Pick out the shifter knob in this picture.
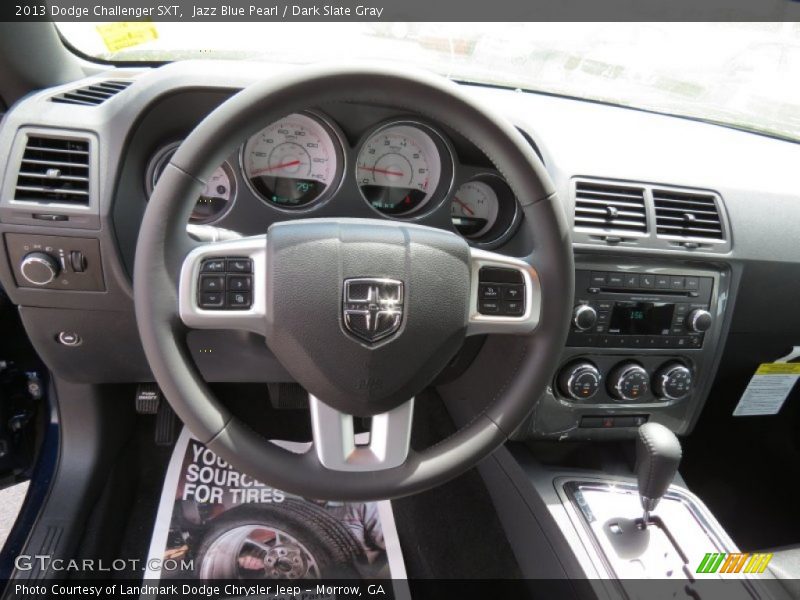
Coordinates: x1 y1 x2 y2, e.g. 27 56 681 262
635 422 682 523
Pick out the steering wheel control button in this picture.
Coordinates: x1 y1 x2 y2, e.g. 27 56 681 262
200 275 224 291
478 300 501 314
227 291 252 309
227 275 252 291
57 331 82 347
479 284 501 299
477 266 526 317
503 285 524 300
227 258 252 273
503 301 524 316
195 256 257 310
199 292 224 308
201 259 226 272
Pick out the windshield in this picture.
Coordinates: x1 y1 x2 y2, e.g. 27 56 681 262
57 22 800 143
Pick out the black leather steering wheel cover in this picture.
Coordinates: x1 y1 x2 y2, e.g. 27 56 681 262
134 64 573 500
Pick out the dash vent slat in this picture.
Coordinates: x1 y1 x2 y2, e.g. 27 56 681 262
653 189 723 240
574 181 647 234
14 136 91 205
50 80 132 106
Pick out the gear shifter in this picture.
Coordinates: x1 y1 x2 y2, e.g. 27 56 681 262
634 422 682 526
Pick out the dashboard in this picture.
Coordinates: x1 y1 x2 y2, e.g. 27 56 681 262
2 60 800 441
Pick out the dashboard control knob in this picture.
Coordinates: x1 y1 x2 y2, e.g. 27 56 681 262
653 362 693 401
608 362 650 402
573 304 598 331
686 309 712 332
557 361 602 401
20 252 60 286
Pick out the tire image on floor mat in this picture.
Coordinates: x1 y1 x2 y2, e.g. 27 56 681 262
194 501 365 580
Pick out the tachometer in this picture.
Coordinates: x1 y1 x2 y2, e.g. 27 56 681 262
356 123 444 215
242 112 341 209
146 143 236 224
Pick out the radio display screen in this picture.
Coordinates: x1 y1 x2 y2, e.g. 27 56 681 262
609 302 674 335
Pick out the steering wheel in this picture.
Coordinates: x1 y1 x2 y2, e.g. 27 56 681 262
134 64 573 501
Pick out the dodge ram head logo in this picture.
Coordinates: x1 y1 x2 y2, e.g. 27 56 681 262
342 278 404 343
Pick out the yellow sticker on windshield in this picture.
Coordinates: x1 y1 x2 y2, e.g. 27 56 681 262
96 22 158 53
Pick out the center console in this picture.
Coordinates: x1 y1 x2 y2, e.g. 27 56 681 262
518 255 731 440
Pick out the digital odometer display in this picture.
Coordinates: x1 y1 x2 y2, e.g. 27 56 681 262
356 123 442 215
242 113 340 209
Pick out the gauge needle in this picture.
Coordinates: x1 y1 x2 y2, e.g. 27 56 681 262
358 165 405 177
454 197 474 216
251 160 302 175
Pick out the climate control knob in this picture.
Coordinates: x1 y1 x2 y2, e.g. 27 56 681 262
573 304 598 331
608 362 649 402
20 252 60 286
653 362 693 401
686 309 712 333
557 361 602 401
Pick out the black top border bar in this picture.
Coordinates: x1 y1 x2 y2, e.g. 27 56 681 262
5 0 800 22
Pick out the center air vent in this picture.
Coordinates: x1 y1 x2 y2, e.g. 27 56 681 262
574 181 647 234
14 136 91 205
50 80 131 107
653 189 724 240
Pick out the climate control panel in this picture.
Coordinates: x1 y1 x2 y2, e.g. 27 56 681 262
556 357 694 405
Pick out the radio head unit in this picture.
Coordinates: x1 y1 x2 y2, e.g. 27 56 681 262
567 269 714 349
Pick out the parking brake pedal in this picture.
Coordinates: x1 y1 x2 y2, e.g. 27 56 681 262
135 383 161 415
135 384 177 445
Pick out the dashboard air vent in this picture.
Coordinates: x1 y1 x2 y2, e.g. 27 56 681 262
14 136 91 205
574 181 647 234
653 189 724 240
50 80 131 106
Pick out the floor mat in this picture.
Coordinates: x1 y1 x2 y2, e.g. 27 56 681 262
0 481 28 550
145 427 407 583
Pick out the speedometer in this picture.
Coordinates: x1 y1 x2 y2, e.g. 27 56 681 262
356 123 444 215
242 112 341 209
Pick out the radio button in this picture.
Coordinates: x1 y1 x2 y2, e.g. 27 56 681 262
655 275 670 289
597 311 610 324
597 301 613 311
685 277 699 291
640 274 655 288
670 276 685 290
608 273 624 287
590 272 607 286
573 304 598 331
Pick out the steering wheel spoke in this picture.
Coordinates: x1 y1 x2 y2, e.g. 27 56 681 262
466 248 542 336
178 234 267 335
309 395 414 471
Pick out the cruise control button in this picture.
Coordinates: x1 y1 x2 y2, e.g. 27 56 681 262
227 258 252 273
503 300 524 316
200 275 224 292
502 285 524 300
199 292 224 308
227 275 252 291
227 291 252 309
201 259 226 273
479 300 501 314
479 284 501 299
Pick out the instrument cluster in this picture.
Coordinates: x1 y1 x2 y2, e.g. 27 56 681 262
144 111 521 246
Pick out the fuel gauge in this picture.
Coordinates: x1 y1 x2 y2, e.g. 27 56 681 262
451 180 499 238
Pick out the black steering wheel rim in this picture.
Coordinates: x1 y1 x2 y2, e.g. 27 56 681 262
134 64 573 501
